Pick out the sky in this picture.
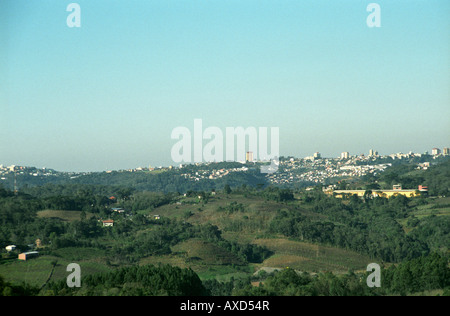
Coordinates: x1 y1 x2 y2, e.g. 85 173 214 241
1 0 449 172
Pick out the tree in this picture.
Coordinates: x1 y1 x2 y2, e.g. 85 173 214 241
224 184 232 195
117 187 133 201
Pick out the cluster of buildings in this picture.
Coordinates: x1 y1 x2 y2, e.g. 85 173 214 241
266 156 392 186
1 146 448 190
0 165 57 177
180 165 250 181
0 165 65 185
264 147 448 186
106 165 178 174
336 147 449 161
431 147 450 156
4 239 42 261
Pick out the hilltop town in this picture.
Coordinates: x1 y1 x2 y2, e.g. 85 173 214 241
1 147 449 191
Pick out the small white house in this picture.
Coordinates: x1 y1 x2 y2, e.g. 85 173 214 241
5 245 16 252
102 219 114 227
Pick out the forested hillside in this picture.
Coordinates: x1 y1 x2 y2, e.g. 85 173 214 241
0 159 449 296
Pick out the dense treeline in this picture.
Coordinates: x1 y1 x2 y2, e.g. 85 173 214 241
0 275 38 296
0 186 109 247
106 217 271 265
269 192 435 262
3 252 448 296
409 215 450 251
39 252 449 296
382 253 450 295
374 158 450 196
260 187 295 202
421 159 450 196
21 183 130 199
206 252 450 296
68 167 268 193
44 264 207 296
0 192 46 247
1 162 270 194
0 184 178 248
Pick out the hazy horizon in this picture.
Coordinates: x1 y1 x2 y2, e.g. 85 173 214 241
1 1 449 173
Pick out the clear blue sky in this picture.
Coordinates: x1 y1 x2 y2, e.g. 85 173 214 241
1 0 449 172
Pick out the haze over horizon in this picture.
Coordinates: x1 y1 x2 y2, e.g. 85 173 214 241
1 1 449 172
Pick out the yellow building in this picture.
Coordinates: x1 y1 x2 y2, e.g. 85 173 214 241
327 189 420 199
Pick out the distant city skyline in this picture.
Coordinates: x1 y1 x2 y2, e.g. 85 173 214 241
1 145 448 173
1 1 449 172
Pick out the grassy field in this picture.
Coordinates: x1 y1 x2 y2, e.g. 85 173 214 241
0 249 111 287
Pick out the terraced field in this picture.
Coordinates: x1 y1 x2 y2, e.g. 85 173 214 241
252 238 372 273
